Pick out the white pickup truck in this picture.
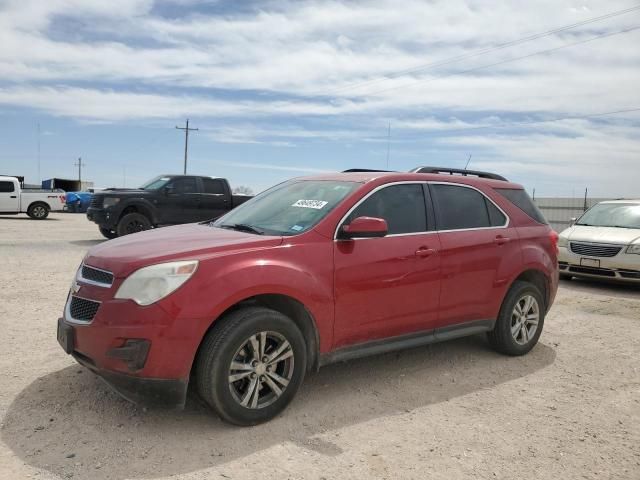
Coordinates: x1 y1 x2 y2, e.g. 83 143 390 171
0 176 66 219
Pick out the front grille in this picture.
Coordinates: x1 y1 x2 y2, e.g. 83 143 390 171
81 265 113 286
570 242 622 257
89 196 104 208
69 296 100 322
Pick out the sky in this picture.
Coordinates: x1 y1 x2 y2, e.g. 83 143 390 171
0 0 638 196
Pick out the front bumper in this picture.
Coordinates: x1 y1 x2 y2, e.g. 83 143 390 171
58 317 189 408
558 246 640 283
86 207 118 229
56 275 209 408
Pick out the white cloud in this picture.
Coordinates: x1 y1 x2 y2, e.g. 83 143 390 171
0 0 638 194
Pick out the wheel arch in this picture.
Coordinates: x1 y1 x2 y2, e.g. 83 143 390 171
192 293 321 377
27 200 49 211
118 200 157 225
509 268 550 312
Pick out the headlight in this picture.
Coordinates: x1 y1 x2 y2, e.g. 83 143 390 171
558 236 568 248
626 244 640 255
103 197 120 208
115 260 198 306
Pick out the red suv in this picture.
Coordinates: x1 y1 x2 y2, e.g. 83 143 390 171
57 168 558 425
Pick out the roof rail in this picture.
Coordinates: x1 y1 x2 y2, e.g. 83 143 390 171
342 168 396 173
410 166 508 181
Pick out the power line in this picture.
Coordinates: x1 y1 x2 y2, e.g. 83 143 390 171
392 107 640 138
314 4 640 97
175 118 199 175
358 25 639 98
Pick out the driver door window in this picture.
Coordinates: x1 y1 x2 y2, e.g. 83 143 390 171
345 184 427 234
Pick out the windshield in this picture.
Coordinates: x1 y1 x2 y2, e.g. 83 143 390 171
140 176 172 190
212 180 359 236
576 203 640 229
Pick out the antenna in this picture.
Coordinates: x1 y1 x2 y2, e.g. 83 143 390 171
385 122 391 169
464 154 472 170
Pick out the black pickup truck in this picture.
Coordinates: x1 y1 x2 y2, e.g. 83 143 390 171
87 175 253 238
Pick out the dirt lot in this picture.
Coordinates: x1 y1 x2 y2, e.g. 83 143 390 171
0 213 638 480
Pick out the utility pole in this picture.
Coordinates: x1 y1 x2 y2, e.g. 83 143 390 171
74 157 86 183
175 119 199 174
37 123 41 183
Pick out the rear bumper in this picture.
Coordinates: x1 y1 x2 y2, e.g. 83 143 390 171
558 246 640 283
72 350 188 408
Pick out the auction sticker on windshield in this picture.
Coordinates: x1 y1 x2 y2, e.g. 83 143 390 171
292 200 328 209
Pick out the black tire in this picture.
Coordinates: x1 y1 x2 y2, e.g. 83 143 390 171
487 280 545 356
116 212 151 236
27 202 49 219
196 306 307 426
99 227 118 239
559 273 572 281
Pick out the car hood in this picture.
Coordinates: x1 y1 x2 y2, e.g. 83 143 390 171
560 225 640 245
84 223 284 277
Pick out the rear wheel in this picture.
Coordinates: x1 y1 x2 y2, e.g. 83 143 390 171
196 307 307 426
27 203 49 219
99 227 118 239
116 212 151 236
487 280 545 356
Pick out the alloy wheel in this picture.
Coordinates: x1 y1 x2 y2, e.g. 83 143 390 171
511 294 540 345
228 331 294 409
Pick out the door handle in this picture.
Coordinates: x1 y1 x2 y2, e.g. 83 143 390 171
10 195 17 198
493 235 511 246
415 247 436 258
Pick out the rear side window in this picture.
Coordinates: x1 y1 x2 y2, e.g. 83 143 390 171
203 178 226 194
0 181 15 193
431 184 505 230
495 188 547 224
347 184 427 234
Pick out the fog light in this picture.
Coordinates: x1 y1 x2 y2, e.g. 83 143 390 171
107 339 150 371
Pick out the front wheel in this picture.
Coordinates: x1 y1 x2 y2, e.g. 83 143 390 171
196 307 307 426
487 281 545 356
99 227 118 239
116 212 151 236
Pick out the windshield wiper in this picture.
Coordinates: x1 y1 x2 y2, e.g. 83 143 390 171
218 223 264 235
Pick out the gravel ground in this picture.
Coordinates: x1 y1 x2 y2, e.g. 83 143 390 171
1 213 639 480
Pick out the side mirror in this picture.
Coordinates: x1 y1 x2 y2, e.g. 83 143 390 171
570 217 577 225
340 216 388 239
164 185 174 195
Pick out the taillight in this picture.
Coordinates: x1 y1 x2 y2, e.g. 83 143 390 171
60 195 66 203
550 230 559 255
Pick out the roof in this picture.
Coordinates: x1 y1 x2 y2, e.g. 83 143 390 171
297 171 524 189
